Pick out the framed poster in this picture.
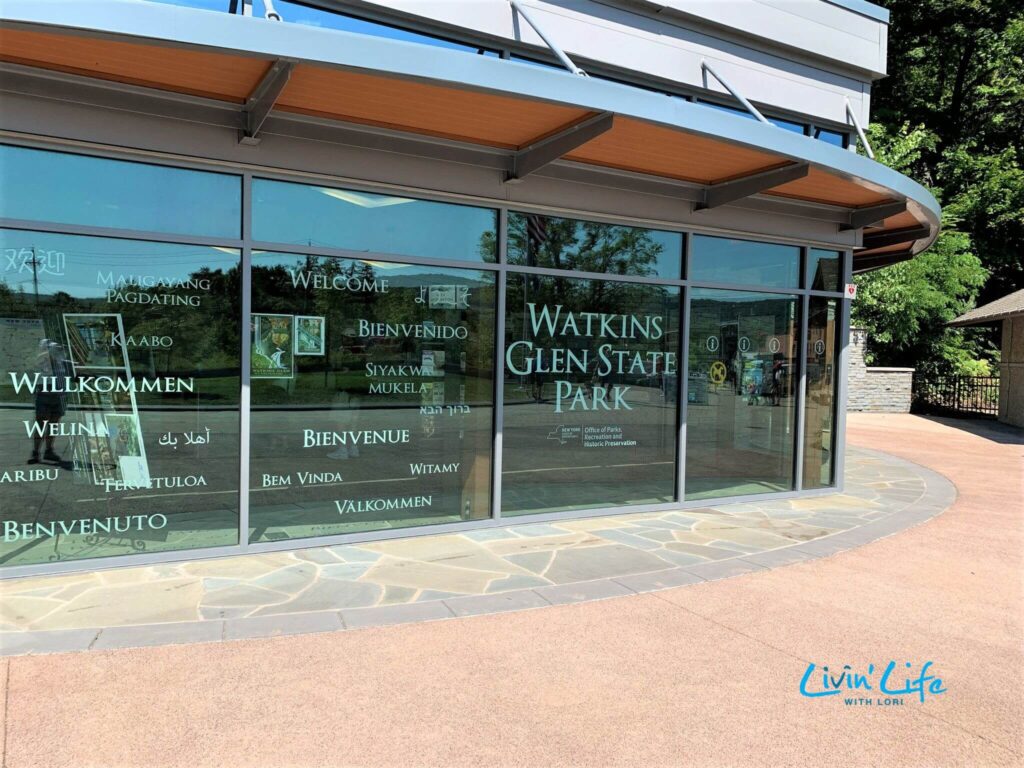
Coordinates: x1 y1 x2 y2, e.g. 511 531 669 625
62 313 127 371
251 313 294 378
294 315 326 356
103 412 151 489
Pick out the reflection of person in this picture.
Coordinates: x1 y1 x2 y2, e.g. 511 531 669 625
770 355 785 406
29 339 68 465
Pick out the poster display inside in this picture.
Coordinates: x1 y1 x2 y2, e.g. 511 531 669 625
251 313 294 378
294 315 326 356
0 229 241 567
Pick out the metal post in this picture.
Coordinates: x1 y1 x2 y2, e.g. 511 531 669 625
701 60 769 124
833 251 852 493
794 288 809 491
676 281 690 501
509 0 588 77
491 208 508 520
238 173 253 550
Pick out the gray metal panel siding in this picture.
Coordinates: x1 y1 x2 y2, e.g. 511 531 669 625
342 0 884 123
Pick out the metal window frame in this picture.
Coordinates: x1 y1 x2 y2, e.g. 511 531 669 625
0 135 852 579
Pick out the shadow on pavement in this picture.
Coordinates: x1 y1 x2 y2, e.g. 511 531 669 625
916 414 1024 444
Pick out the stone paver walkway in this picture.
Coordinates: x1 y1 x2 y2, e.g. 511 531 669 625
0 445 954 654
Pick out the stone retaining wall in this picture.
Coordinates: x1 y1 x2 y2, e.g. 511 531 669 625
847 328 914 412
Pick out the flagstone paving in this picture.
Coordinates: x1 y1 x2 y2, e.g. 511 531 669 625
0 446 955 653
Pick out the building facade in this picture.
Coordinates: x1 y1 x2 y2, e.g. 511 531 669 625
0 0 940 577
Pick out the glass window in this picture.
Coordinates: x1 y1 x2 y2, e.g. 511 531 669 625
685 288 798 500
0 145 241 239
502 273 680 515
814 127 848 148
696 99 756 119
274 1 499 55
807 249 843 292
770 117 807 134
0 229 240 567
689 235 800 288
252 179 498 263
510 55 567 71
507 212 682 279
248 252 495 540
803 297 839 489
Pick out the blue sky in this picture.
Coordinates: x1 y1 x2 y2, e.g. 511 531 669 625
145 0 486 52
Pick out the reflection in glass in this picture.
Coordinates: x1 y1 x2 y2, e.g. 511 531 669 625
803 298 839 489
248 252 495 540
507 212 682 278
807 249 843 292
273 0 499 54
770 117 808 134
0 229 240 567
252 179 498 263
0 145 241 239
502 274 680 515
685 289 798 499
690 236 800 288
814 128 848 147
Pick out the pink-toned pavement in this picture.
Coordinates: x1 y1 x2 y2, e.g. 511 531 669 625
1 414 1021 768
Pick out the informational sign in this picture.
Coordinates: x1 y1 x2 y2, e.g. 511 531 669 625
845 283 858 299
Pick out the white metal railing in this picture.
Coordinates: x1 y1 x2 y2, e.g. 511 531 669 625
700 60 769 124
844 98 875 159
509 0 587 77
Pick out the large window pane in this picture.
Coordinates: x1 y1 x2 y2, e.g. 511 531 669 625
0 145 241 239
502 274 680 515
803 297 839 489
0 229 240 567
507 212 682 278
252 179 497 263
807 248 843 292
249 252 494 540
685 288 798 499
690 235 800 288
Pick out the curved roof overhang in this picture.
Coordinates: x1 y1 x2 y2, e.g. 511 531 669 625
0 0 940 271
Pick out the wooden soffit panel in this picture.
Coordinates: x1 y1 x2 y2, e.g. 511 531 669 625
276 64 592 149
868 210 919 231
563 117 783 185
0 27 266 102
767 167 893 207
0 25 918 225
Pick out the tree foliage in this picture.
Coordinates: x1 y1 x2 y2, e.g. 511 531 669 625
853 0 1023 373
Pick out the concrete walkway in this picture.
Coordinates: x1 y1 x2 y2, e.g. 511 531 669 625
0 414 1021 767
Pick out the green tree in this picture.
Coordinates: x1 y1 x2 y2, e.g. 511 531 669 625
853 0 1022 372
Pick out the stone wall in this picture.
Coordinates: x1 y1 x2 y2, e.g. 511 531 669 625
847 328 915 413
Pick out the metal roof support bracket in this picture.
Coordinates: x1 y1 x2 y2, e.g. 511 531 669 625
509 0 587 77
239 58 293 145
700 60 769 124
840 200 907 230
862 225 931 250
506 111 614 183
695 162 809 211
845 97 875 160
